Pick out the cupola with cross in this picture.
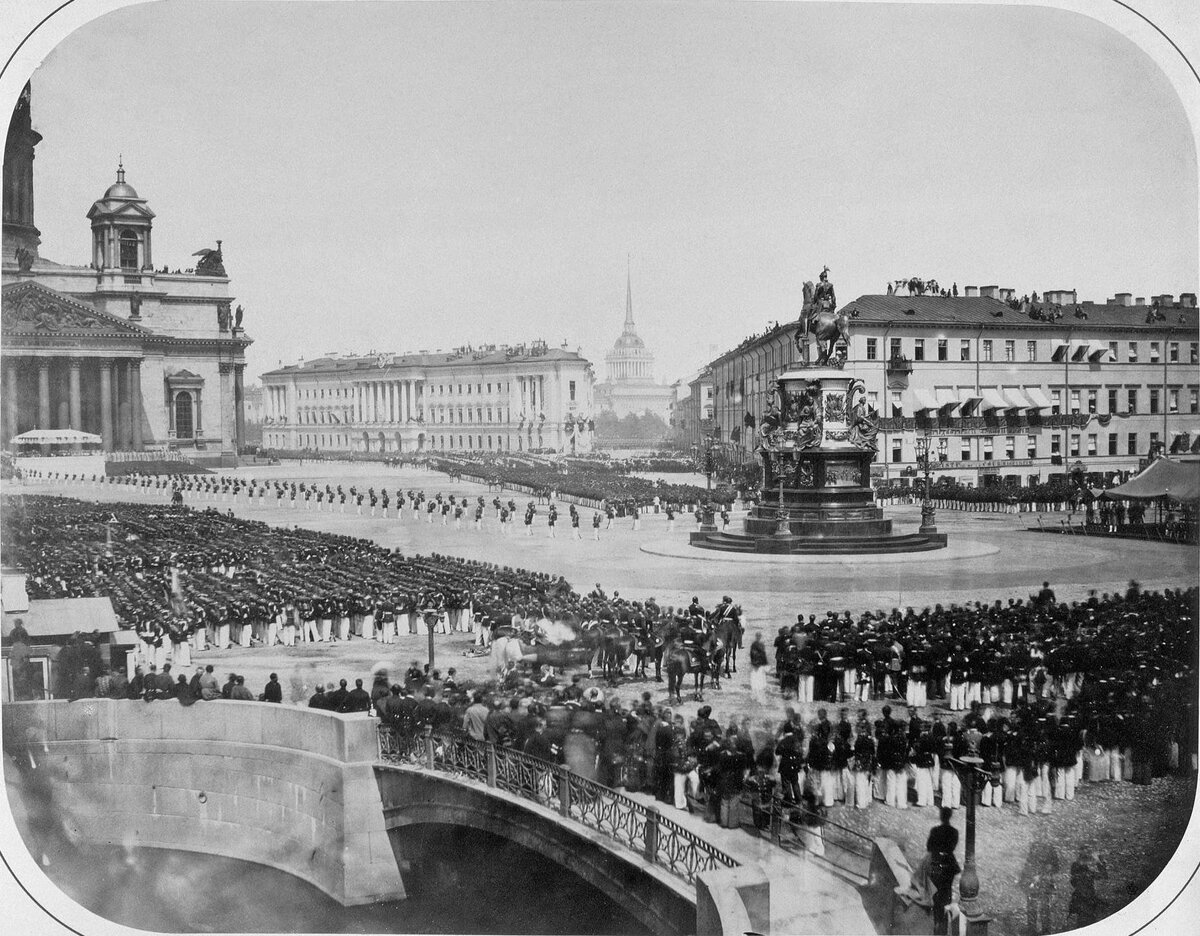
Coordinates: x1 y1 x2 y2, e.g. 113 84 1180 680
86 159 156 275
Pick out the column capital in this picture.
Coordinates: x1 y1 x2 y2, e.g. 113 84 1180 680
219 362 234 375
36 358 51 370
67 358 83 371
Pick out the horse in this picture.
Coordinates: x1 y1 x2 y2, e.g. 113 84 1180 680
632 630 666 682
795 280 850 366
601 628 637 686
712 612 743 679
665 635 724 703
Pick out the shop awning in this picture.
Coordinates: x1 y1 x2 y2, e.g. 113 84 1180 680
978 388 1010 411
1071 341 1094 362
1087 342 1113 362
957 390 983 416
1051 340 1069 362
1003 388 1033 410
1 597 119 639
910 388 938 413
1024 387 1053 410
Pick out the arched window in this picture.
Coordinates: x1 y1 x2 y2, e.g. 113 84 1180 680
174 392 194 439
119 229 139 270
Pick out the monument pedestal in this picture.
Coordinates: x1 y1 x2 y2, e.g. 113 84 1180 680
691 366 947 555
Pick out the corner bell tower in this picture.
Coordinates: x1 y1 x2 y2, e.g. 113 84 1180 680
87 159 156 283
3 81 42 265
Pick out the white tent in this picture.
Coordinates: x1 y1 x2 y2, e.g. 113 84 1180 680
10 428 103 446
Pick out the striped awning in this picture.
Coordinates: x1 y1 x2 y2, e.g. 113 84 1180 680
1024 387 1053 410
934 388 960 411
910 388 938 412
978 388 1010 411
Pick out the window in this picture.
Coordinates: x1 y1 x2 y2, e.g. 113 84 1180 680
1087 434 1097 456
868 391 879 410
1127 433 1138 455
913 339 925 361
1127 388 1137 413
1050 434 1061 455
938 339 948 361
890 391 903 418
119 229 139 269
983 438 994 460
982 340 993 362
1149 342 1160 363
569 380 576 402
1108 341 1119 361
1192 343 1199 365
1027 435 1038 458
891 440 902 463
1070 435 1081 458
1051 390 1061 415
960 340 971 361
960 438 972 461
1150 431 1160 453
1027 340 1037 362
1004 340 1015 362
937 438 948 462
487 383 492 393
1068 390 1080 414
1128 342 1138 363
1087 389 1097 414
1149 388 1160 414
866 338 877 361
890 337 902 359
1168 388 1179 413
1170 342 1179 363
1192 388 1199 414
1108 433 1118 456
1004 436 1015 459
1108 388 1118 413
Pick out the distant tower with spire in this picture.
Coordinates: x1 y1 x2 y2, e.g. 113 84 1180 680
597 258 674 420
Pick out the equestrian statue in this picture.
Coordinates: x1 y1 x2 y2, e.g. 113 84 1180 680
795 266 850 366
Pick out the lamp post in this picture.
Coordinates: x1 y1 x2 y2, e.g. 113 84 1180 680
915 427 937 533
955 752 991 935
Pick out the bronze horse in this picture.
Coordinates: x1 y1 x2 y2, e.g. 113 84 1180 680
795 280 850 366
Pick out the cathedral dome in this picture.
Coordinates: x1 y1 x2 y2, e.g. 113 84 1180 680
612 331 646 351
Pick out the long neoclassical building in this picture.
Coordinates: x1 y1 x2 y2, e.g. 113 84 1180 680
261 341 596 455
1 83 250 464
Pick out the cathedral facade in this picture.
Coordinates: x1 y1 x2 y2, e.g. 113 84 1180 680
1 84 250 465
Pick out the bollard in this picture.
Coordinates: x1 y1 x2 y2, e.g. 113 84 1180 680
556 764 572 817
486 741 497 788
644 805 660 864
424 725 435 770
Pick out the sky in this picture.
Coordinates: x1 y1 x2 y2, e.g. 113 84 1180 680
14 0 1198 387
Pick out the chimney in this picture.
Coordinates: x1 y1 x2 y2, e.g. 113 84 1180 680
1158 294 1175 306
964 286 979 298
1180 293 1197 308
980 285 1000 300
1114 293 1132 307
1000 288 1015 302
1135 297 1146 306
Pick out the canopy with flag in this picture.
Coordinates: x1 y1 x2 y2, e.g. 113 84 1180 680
1105 457 1200 502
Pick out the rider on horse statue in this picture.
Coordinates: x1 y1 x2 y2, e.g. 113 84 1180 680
796 266 849 366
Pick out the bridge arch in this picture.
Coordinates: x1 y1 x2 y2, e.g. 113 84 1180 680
377 766 694 936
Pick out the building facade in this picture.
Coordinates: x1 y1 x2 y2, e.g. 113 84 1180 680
593 270 674 422
707 287 1199 487
261 341 595 455
1 84 250 464
671 368 713 447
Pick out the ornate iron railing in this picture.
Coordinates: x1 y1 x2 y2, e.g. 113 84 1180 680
738 791 875 882
377 725 739 885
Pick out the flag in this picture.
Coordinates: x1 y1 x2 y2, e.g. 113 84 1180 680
743 411 756 429
731 426 742 443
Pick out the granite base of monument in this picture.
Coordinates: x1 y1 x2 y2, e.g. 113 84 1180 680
690 365 948 556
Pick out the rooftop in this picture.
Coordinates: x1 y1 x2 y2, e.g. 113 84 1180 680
261 342 590 379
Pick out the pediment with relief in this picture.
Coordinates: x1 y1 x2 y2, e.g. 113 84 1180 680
1 281 147 337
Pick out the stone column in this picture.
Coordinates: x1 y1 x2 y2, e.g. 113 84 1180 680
116 362 130 448
68 359 83 449
218 362 234 455
97 362 114 450
4 361 18 443
234 364 246 453
130 360 143 450
37 359 50 429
